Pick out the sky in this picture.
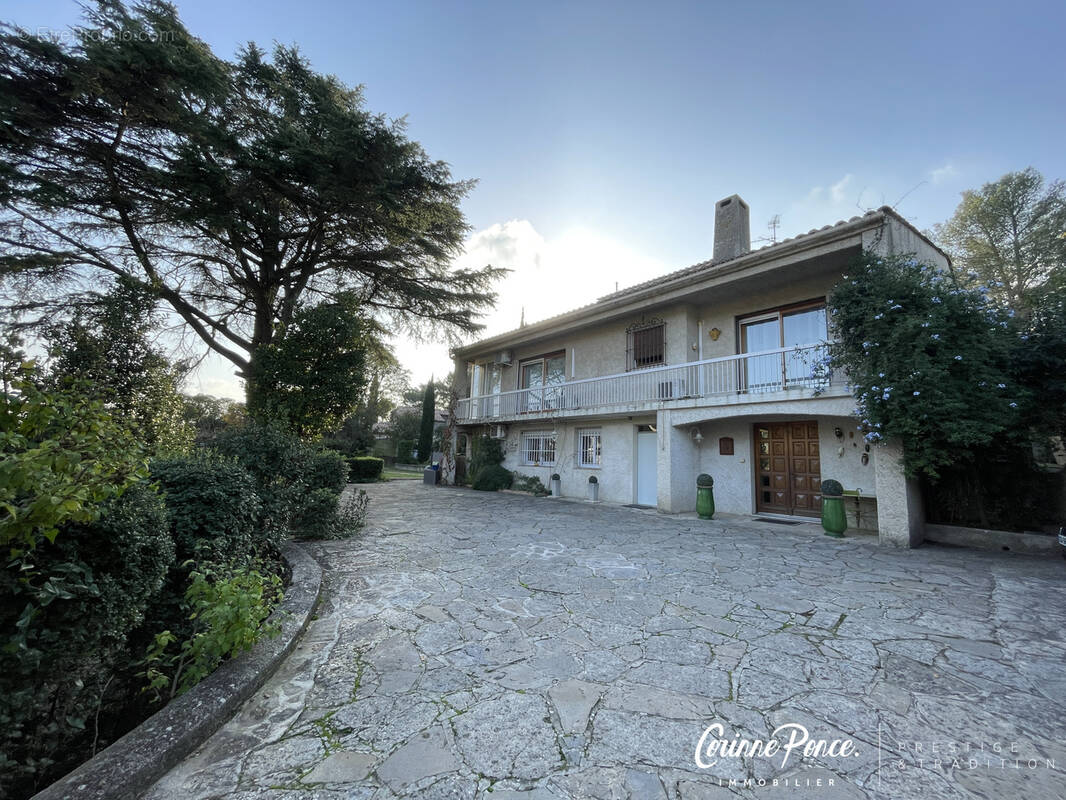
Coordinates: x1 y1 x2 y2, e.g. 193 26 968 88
7 0 1065 400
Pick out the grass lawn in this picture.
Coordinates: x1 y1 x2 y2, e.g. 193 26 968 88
381 470 423 480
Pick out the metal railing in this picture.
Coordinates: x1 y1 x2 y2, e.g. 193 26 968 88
456 343 839 423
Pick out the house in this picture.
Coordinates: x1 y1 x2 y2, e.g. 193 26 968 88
446 196 948 547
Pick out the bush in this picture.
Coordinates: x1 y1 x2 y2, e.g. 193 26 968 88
469 435 505 485
347 456 384 482
512 473 548 496
142 563 282 702
308 450 349 494
210 422 371 542
291 487 343 540
828 252 1016 479
473 464 513 492
150 455 264 565
211 423 315 540
0 484 172 798
396 438 415 463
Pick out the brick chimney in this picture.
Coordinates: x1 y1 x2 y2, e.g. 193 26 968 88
713 195 751 262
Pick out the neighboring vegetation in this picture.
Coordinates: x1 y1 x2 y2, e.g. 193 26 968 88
348 456 386 483
417 380 437 463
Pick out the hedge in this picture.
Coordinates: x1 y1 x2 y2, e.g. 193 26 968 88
347 456 384 482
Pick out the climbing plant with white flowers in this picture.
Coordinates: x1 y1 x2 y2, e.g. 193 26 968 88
826 253 1021 480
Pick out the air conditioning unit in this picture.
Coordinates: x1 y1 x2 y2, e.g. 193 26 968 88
657 380 688 400
491 424 507 439
496 350 513 366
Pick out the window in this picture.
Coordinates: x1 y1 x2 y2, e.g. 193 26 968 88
577 428 602 467
738 301 827 391
519 352 565 412
626 321 665 370
522 431 556 465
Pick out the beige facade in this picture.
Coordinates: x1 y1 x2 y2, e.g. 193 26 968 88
449 201 949 547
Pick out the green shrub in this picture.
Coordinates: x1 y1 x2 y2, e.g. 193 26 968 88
1 375 147 554
512 473 548 496
150 455 263 564
396 438 415 463
347 456 384 482
308 450 349 494
0 483 171 798
291 487 343 540
472 464 513 492
820 479 843 497
142 563 282 702
211 423 315 540
469 435 505 485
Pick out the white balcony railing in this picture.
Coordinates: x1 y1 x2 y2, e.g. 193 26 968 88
456 343 841 423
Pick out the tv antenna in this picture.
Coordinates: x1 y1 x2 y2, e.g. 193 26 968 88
767 214 781 243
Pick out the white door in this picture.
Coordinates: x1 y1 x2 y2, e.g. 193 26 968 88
636 430 657 507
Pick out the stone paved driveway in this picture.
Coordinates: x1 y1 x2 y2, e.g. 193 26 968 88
145 483 1066 800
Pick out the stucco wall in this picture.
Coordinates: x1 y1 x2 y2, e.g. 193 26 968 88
498 417 653 505
863 219 950 270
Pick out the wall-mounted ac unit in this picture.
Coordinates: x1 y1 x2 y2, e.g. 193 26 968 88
496 350 513 366
657 380 688 400
491 424 507 439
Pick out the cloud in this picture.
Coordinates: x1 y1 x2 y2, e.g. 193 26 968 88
929 162 957 185
830 174 854 203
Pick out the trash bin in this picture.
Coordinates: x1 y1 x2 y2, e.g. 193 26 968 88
423 464 440 485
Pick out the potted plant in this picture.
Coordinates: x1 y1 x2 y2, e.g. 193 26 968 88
696 474 714 520
821 479 847 537
588 474 599 502
550 472 561 497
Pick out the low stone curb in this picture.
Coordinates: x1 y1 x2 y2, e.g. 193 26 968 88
32 541 323 800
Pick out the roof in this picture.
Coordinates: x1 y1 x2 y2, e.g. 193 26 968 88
453 206 947 358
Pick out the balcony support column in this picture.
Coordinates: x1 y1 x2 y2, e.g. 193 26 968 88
657 409 698 513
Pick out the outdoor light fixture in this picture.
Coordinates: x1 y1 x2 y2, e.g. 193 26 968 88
691 427 704 443
834 427 844 439
709 327 722 341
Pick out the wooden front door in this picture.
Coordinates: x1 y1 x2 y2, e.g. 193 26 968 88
754 421 822 517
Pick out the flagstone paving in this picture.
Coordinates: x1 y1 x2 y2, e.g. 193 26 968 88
144 483 1066 799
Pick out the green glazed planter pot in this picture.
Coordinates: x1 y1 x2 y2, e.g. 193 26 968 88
697 486 715 520
821 496 847 537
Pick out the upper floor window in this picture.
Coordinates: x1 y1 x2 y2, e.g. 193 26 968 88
738 301 826 353
739 300 828 390
519 352 565 389
626 319 666 371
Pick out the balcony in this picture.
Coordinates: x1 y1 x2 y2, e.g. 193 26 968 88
456 343 847 423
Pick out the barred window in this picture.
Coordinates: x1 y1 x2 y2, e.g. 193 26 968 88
627 322 665 370
521 431 556 465
578 428 602 467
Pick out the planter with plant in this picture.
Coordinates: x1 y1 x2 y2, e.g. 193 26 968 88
550 473 561 497
588 474 599 502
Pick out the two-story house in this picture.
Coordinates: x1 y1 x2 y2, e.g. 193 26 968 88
447 196 948 547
